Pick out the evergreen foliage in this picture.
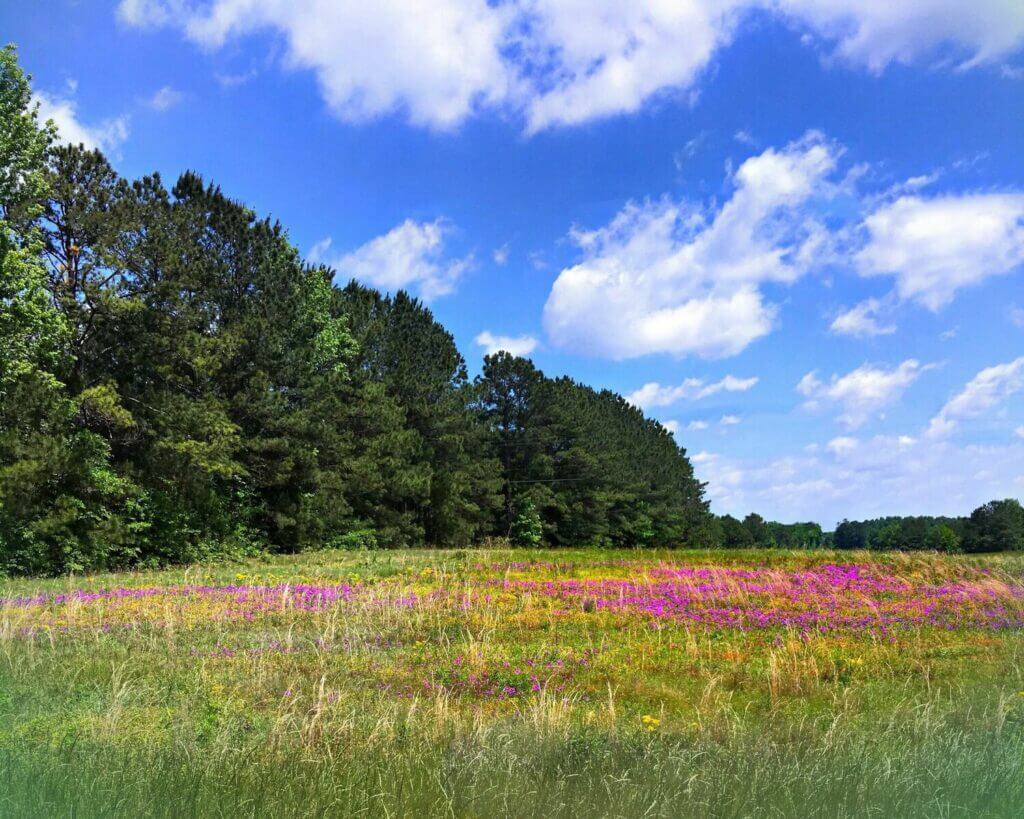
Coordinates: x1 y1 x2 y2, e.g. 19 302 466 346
832 516 966 553
0 48 713 573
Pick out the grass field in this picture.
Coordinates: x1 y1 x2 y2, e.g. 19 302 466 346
2 547 1024 817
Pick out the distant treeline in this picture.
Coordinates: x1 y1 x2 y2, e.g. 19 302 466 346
830 500 1024 553
713 515 825 550
0 48 711 575
709 499 1024 554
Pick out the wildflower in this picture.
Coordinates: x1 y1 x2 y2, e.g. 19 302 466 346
641 714 660 731
847 657 864 667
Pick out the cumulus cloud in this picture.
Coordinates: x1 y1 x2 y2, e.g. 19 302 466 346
720 414 742 426
830 297 896 337
518 1 740 133
856 194 1024 310
474 331 539 358
688 420 711 431
926 357 1024 438
323 219 472 300
116 0 1024 131
544 133 838 359
662 420 681 436
34 91 130 153
122 0 510 130
798 360 934 428
626 375 758 409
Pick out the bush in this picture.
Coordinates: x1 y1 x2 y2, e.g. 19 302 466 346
510 502 543 547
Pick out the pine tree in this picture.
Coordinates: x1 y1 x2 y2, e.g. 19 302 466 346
1 46 139 574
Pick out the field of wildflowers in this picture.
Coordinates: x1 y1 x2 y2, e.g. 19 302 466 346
2 548 1024 816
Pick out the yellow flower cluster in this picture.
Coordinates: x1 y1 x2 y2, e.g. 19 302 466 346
641 714 660 731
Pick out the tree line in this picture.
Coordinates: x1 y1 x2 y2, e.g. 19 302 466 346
1 48 1021 575
830 500 1024 554
713 502 1024 554
1 48 716 574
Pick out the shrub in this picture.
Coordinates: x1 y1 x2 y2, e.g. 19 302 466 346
510 502 543 547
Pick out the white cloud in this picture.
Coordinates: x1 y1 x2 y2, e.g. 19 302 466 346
830 297 896 337
674 132 710 169
796 370 822 398
124 0 511 130
886 173 940 196
306 237 333 264
720 414 742 426
695 433 1024 527
492 244 510 266
856 194 1024 310
799 359 934 428
544 133 838 359
474 331 539 358
34 91 130 153
214 68 259 88
927 357 1024 438
662 420 681 436
626 374 758 409
1011 306 1024 328
327 219 472 300
117 1 1024 132
773 0 1024 72
1016 426 1024 439
518 1 740 133
734 129 758 146
687 420 711 431
116 0 175 27
826 435 858 456
148 85 184 111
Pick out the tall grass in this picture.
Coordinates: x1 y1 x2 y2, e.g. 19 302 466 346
4 704 1022 817
2 548 1023 817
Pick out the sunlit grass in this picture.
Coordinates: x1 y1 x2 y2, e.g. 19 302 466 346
2 548 1023 816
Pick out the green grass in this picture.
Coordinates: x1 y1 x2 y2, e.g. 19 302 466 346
2 548 1024 817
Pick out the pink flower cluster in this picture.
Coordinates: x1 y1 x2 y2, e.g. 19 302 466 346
492 563 1024 633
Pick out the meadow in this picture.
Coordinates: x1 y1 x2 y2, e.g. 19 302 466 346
2 547 1024 817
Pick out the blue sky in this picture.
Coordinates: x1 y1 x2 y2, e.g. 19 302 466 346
6 0 1024 526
